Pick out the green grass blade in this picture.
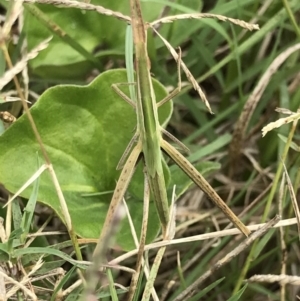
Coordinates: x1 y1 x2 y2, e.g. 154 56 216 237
24 4 102 69
20 153 40 243
126 24 136 101
107 268 119 301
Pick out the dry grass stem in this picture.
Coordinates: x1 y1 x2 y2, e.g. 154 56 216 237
47 163 73 232
230 42 300 161
20 0 131 22
141 189 177 301
262 111 300 137
247 274 300 285
0 95 26 103
275 107 296 115
0 268 38 300
0 268 6 301
1 0 23 40
25 215 54 248
278 174 287 301
0 1 297 299
27 231 66 238
62 279 82 298
125 175 157 301
0 37 52 90
243 149 269 176
282 161 300 238
215 0 272 55
4 164 48 207
110 216 298 265
83 201 127 299
151 13 259 31
172 215 280 301
288 72 300 93
151 26 212 113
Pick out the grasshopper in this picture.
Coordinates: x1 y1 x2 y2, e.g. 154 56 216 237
94 0 250 255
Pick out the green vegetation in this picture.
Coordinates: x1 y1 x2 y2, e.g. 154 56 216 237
0 0 299 300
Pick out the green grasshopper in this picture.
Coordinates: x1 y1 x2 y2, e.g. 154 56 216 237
94 0 250 253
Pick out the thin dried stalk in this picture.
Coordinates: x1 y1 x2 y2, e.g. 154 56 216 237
1 0 23 40
20 0 131 22
0 37 52 90
0 268 6 301
262 111 300 137
110 216 300 265
278 174 287 301
230 43 300 165
0 269 37 300
123 180 165 301
4 164 48 207
215 0 272 55
151 13 259 31
141 188 177 301
126 174 156 301
151 26 212 113
0 38 82 260
247 274 300 286
282 161 300 239
172 215 280 301
7 258 44 298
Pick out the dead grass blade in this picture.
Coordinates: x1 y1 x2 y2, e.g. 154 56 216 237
0 37 52 90
262 110 300 137
278 173 287 301
151 13 259 31
110 216 296 266
126 174 153 301
150 14 258 114
0 268 6 301
282 161 300 239
0 95 26 103
0 268 38 300
123 197 160 301
20 0 131 22
275 107 296 115
247 274 300 286
172 215 280 301
1 0 23 40
141 188 177 301
215 0 272 55
230 43 300 165
151 26 212 113
4 164 48 207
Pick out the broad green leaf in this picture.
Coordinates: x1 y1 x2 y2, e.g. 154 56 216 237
0 69 172 250
24 1 167 79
